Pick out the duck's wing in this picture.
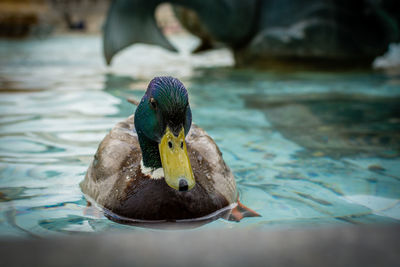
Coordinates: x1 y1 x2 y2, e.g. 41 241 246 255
80 115 141 208
186 125 237 204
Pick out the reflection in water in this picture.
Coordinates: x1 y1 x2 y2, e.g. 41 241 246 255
101 203 238 230
243 94 400 158
0 35 399 237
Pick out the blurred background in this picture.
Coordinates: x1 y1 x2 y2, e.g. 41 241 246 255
0 1 399 262
0 0 183 37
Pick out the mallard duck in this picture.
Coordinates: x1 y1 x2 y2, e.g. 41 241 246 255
80 76 259 222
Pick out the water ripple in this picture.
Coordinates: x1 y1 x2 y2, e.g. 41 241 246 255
0 35 399 236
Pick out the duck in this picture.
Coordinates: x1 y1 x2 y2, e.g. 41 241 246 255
80 76 259 223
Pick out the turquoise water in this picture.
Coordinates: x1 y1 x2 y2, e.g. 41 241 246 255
0 35 399 237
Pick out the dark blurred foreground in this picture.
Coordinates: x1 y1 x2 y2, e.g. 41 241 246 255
0 0 110 36
1 225 399 267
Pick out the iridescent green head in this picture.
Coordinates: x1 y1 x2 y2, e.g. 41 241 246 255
134 77 194 191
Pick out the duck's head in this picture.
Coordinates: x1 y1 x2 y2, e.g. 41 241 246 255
134 77 194 192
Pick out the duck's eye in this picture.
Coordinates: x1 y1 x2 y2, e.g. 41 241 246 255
150 98 157 109
168 141 173 149
180 141 183 149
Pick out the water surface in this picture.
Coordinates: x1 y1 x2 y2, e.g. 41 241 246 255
0 35 399 237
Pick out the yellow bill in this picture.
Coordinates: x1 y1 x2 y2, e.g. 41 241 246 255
159 127 195 191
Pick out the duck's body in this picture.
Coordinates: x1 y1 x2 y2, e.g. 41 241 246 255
81 115 236 221
81 77 258 222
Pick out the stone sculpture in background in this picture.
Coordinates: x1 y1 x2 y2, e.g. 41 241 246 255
103 0 400 67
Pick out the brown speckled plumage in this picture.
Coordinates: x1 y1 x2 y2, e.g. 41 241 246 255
80 115 237 221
